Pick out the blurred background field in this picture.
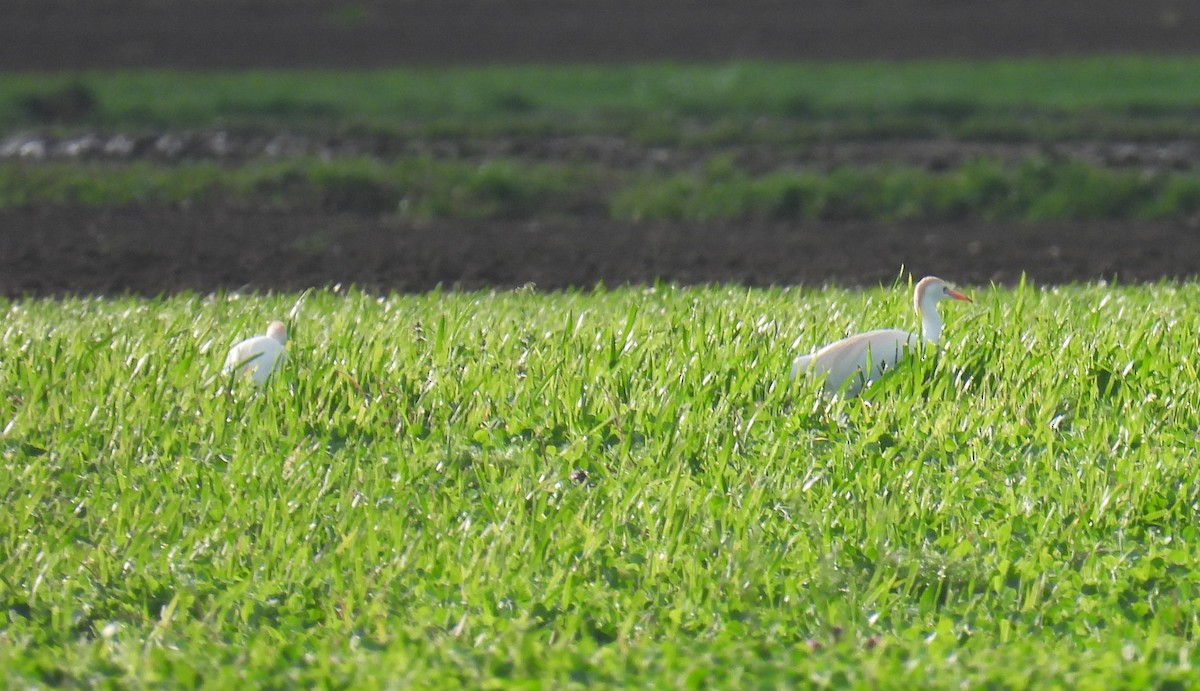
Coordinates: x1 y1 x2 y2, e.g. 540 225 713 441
5 61 1200 222
1 3 1199 294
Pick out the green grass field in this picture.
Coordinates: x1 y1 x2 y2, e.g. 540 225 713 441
5 58 1200 137
3 282 1200 686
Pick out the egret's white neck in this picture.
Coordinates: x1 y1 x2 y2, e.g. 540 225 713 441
918 298 943 344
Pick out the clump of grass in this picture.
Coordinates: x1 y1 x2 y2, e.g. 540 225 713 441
0 161 222 207
1 283 1200 685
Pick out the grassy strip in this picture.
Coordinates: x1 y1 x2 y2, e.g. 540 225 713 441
4 58 1200 141
614 157 1200 222
1 283 1199 685
4 156 1200 221
0 158 600 218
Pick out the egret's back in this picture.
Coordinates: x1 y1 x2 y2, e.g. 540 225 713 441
225 335 285 385
797 328 917 396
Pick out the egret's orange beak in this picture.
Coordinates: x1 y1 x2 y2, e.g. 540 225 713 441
948 289 972 302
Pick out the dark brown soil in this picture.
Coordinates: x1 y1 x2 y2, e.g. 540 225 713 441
3 0 1198 70
4 1 1200 296
2 206 1197 297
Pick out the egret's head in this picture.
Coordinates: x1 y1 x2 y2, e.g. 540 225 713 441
266 320 288 345
914 276 971 312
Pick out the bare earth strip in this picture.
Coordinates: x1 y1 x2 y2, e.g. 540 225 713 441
1 207 1195 297
2 0 1197 70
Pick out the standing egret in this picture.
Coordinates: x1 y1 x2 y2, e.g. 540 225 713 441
224 320 287 385
791 276 971 397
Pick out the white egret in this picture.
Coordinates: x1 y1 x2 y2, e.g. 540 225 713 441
224 320 287 385
791 276 971 397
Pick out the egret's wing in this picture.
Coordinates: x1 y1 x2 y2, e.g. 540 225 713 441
808 329 915 396
790 353 815 379
226 346 266 370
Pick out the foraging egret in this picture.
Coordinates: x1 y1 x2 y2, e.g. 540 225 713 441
791 276 971 397
224 320 287 385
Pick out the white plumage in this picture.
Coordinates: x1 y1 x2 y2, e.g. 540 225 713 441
791 276 971 397
224 320 287 385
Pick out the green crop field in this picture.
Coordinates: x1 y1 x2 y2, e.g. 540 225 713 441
3 281 1200 686
4 58 1200 136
